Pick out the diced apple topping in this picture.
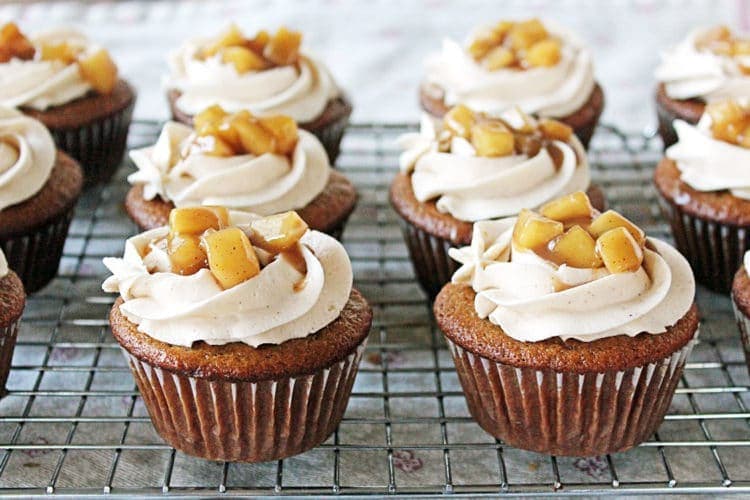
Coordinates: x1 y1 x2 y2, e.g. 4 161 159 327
249 211 309 254
77 48 118 94
511 191 647 273
595 227 643 274
695 25 750 59
438 104 573 164
161 207 310 289
201 227 261 289
706 100 750 147
549 225 602 268
199 24 301 71
466 18 562 71
40 42 81 65
0 22 35 63
191 105 299 157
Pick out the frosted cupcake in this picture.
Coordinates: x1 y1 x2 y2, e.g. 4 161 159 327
125 105 356 238
435 192 698 456
390 105 604 297
732 251 750 376
103 207 372 462
420 18 604 147
165 25 351 163
0 23 135 184
656 25 750 148
654 99 750 292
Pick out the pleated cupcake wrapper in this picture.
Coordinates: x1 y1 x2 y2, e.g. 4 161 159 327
446 335 698 457
400 221 460 300
0 319 21 397
732 300 750 376
122 341 366 463
657 194 750 294
656 101 679 150
306 109 351 166
0 206 76 293
48 99 135 186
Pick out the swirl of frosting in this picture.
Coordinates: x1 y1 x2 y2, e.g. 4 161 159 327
745 250 750 277
398 110 590 221
424 22 595 117
128 123 330 214
165 36 340 122
655 27 750 101
0 29 96 111
101 211 353 347
449 219 695 342
666 115 750 199
0 107 55 211
0 248 7 278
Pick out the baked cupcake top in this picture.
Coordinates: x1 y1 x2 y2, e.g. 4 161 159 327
656 25 750 101
666 99 750 198
0 107 55 211
449 191 694 342
424 18 595 117
0 23 119 111
128 105 331 214
165 24 340 122
398 105 589 221
102 207 352 347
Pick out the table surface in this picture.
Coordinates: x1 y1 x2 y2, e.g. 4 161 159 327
0 0 746 129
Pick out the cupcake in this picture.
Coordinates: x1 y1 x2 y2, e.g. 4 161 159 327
390 105 605 298
0 249 25 396
435 191 699 456
732 253 750 375
102 206 372 462
0 23 136 184
0 107 83 292
125 105 357 239
164 25 351 163
654 99 750 293
655 25 750 149
420 18 604 148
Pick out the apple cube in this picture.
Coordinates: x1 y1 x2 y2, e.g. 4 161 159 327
513 209 564 250
220 46 267 73
443 104 476 139
169 206 229 235
203 24 245 58
232 116 277 156
470 121 515 157
263 27 301 66
40 42 80 64
483 46 515 70
588 210 645 245
168 233 207 275
549 225 602 268
539 118 573 141
0 23 34 62
202 227 260 289
539 191 594 222
78 49 118 94
596 227 644 274
259 115 299 155
508 18 548 51
249 211 309 254
525 38 561 67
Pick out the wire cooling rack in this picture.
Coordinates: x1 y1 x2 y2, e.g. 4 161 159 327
0 121 749 497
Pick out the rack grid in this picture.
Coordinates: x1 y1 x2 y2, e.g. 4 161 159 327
0 121 749 497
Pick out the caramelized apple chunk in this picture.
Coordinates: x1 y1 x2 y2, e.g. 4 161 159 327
40 42 81 64
483 46 515 70
588 210 645 244
513 209 564 250
259 115 299 155
707 100 750 146
201 227 260 289
470 121 515 157
443 104 476 139
249 211 309 254
0 22 35 62
78 49 118 94
595 227 643 274
508 18 548 51
202 24 245 58
538 118 573 142
539 191 594 222
169 206 229 235
168 233 207 275
524 38 561 68
232 117 278 156
220 46 267 73
263 27 302 66
549 225 602 268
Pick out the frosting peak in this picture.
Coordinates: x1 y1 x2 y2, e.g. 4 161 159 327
102 210 352 347
0 107 55 211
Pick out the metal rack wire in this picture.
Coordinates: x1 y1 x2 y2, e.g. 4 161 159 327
0 121 749 497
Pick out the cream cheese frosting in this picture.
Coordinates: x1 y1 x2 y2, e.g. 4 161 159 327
424 22 595 118
101 211 353 347
398 110 589 221
449 219 695 342
128 122 330 214
0 107 55 211
0 28 96 111
655 27 750 101
165 34 340 122
666 114 750 199
0 248 7 278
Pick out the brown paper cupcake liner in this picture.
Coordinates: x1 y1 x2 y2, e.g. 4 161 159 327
732 300 750 376
0 319 21 397
48 99 135 186
306 109 351 166
0 206 76 293
122 342 366 462
446 335 698 457
657 194 750 293
656 99 680 150
400 221 459 300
